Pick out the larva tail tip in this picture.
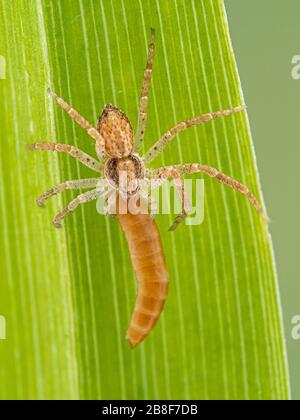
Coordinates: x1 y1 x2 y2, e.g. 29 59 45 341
126 335 139 349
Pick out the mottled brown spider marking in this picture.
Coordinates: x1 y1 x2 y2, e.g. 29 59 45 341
97 104 134 158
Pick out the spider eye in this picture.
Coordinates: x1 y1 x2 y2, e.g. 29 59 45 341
97 104 134 158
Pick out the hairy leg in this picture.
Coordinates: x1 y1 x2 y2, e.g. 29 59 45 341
53 189 99 228
27 142 103 173
48 89 106 160
149 167 191 230
134 29 155 152
138 188 159 219
152 164 269 223
143 106 245 164
36 178 100 207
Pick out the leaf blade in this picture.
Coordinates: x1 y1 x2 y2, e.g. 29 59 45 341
0 0 289 400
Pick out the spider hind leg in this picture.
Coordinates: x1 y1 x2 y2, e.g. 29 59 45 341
53 189 99 228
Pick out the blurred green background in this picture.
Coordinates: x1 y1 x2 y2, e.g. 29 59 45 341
226 0 300 399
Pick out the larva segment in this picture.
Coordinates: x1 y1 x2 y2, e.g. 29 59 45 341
117 207 169 348
97 104 134 158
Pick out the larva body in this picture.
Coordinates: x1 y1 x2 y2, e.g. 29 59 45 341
117 210 169 348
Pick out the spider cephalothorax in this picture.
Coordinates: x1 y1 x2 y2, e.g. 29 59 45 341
28 28 268 347
104 153 145 195
98 104 146 195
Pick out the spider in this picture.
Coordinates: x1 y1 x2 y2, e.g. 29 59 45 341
27 28 267 228
27 29 267 347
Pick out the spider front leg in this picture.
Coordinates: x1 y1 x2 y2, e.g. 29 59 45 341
134 28 156 152
48 89 106 160
148 167 191 231
53 189 99 228
36 178 100 207
151 164 269 223
27 142 103 173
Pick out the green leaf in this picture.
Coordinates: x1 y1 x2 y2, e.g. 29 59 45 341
0 0 290 400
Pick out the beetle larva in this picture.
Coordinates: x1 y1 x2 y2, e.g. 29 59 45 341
117 210 169 348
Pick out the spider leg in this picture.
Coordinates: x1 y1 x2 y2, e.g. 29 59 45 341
149 167 191 231
143 105 245 164
36 178 101 207
48 89 106 160
53 189 99 228
26 142 103 173
138 188 159 219
152 164 269 223
103 188 117 218
134 28 155 152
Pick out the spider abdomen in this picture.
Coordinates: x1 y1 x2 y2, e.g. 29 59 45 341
117 211 169 348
